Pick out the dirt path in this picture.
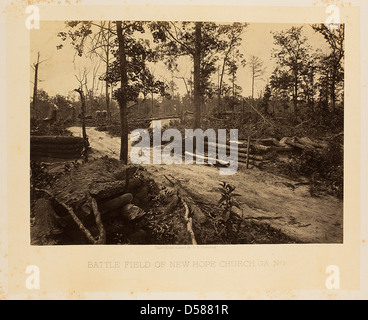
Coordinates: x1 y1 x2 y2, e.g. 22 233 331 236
69 126 343 243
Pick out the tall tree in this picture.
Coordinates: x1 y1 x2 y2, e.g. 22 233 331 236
216 23 247 112
150 22 246 126
31 52 46 119
312 24 344 111
138 67 167 116
86 21 114 122
272 26 312 116
260 84 272 115
248 55 265 100
299 54 318 110
193 22 202 128
226 53 244 111
58 21 164 163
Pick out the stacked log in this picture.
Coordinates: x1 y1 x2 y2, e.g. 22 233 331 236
190 140 267 168
31 159 147 245
195 135 329 169
31 136 86 160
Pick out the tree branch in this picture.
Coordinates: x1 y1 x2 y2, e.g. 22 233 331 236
34 188 102 244
91 197 106 244
164 22 194 55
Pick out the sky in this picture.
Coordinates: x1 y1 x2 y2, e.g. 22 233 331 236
30 21 331 101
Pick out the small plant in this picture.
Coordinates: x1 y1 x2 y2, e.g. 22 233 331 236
218 182 241 221
214 182 242 243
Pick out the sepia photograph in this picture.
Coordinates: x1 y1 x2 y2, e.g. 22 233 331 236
29 20 345 246
1 0 367 300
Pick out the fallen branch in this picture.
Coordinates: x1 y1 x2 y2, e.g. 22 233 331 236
243 99 275 127
91 197 106 244
35 188 106 245
297 223 311 228
242 216 283 221
182 199 197 245
164 175 207 224
294 119 311 128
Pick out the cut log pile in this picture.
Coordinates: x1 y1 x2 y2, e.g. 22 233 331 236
196 135 328 169
31 158 146 245
31 136 87 160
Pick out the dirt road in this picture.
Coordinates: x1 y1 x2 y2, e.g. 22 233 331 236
69 126 343 243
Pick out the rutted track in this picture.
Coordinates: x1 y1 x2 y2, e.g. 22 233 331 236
68 126 343 243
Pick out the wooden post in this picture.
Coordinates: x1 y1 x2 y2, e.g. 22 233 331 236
246 136 250 169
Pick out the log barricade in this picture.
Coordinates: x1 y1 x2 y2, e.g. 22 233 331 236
31 136 85 161
194 135 326 169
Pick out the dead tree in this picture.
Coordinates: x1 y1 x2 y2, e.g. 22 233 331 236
31 52 46 119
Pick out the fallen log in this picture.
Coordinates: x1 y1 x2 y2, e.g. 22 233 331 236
91 197 106 244
98 193 133 213
204 140 248 152
254 138 281 146
35 188 106 245
182 199 197 245
122 204 146 220
164 175 207 224
298 137 327 149
280 137 313 150
269 145 293 152
242 216 283 221
189 152 265 168
204 139 293 154
250 143 293 154
198 149 264 161
90 181 127 201
185 151 230 167
203 143 263 160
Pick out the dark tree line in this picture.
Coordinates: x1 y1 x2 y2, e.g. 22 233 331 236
266 24 344 117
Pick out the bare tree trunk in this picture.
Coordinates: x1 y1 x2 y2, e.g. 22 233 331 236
105 22 111 123
32 52 40 119
105 58 110 123
218 62 226 113
218 46 233 113
331 68 336 112
74 88 88 161
193 22 202 129
74 89 87 142
116 21 129 164
232 73 235 111
105 80 110 122
325 70 329 110
251 69 255 100
294 74 298 115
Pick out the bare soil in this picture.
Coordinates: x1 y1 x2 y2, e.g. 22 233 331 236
64 126 343 244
